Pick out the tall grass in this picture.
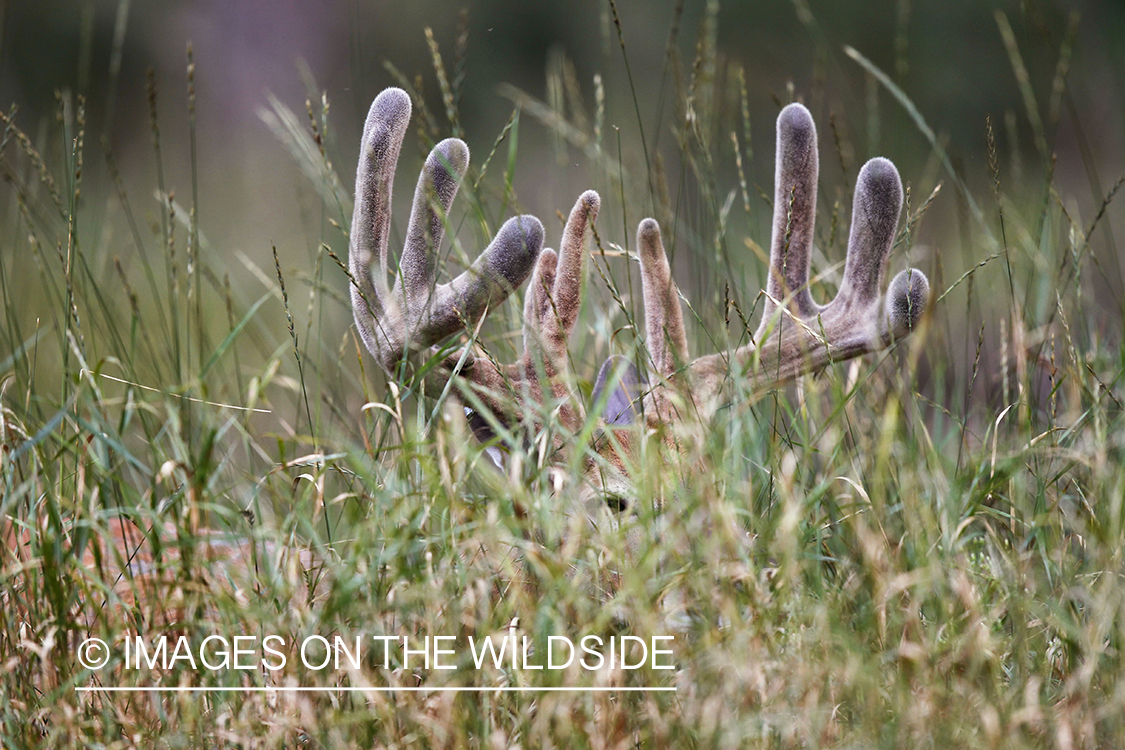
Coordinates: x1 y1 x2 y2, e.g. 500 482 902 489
2 2 1125 748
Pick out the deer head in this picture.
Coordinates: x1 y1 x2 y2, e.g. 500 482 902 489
348 88 930 507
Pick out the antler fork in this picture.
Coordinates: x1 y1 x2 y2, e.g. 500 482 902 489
349 87 545 375
349 87 603 439
633 103 930 422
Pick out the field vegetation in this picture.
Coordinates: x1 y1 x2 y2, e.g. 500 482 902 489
2 1 1124 747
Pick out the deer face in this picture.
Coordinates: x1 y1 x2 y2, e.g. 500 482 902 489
348 88 930 513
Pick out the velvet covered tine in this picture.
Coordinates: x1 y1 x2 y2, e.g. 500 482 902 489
637 218 688 379
764 103 820 322
884 268 930 340
349 87 412 368
523 249 558 350
422 215 544 339
395 138 470 320
837 157 903 308
540 191 599 357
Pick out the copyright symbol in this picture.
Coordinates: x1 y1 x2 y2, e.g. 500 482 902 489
77 638 110 670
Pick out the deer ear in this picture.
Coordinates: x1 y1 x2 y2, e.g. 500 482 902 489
592 355 646 426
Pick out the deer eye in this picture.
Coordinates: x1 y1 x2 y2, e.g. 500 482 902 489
602 491 631 513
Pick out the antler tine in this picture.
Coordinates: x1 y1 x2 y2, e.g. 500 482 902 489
394 137 469 321
536 190 600 368
884 267 929 340
522 248 558 366
760 103 820 326
350 88 411 370
420 214 545 342
348 87 544 374
637 218 688 379
839 158 901 304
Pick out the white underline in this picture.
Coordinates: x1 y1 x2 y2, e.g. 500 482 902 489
76 686 675 693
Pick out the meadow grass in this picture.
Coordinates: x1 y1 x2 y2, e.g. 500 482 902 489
2 3 1125 748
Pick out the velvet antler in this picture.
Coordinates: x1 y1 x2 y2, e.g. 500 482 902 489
348 87 603 436
445 190 601 433
636 103 929 419
348 87 545 373
348 90 928 492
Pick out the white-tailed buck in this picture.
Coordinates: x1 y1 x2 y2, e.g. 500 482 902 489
37 84 929 665
349 87 930 504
